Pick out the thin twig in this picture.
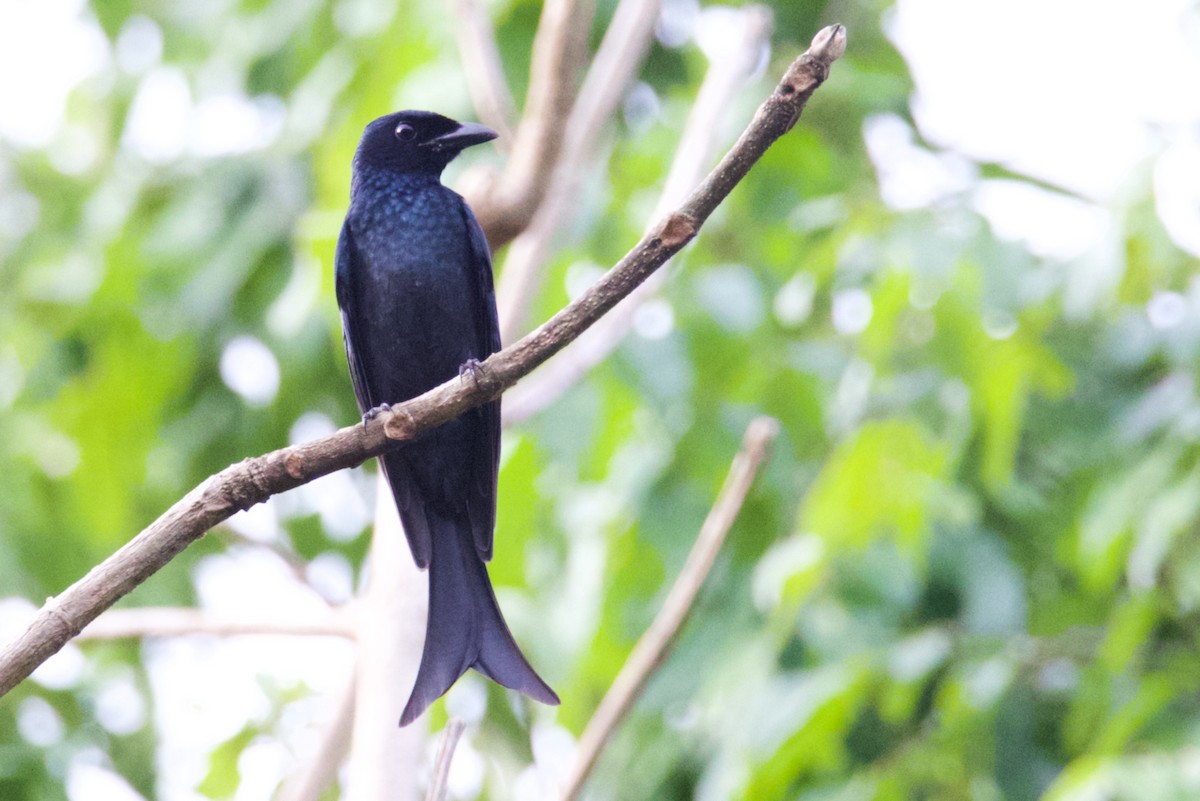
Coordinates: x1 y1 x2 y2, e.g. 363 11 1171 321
504 5 775 420
278 675 359 801
0 25 845 699
468 0 597 248
425 718 467 801
451 0 517 146
76 607 357 640
495 0 665 342
559 416 780 801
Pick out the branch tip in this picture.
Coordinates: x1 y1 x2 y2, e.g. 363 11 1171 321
559 416 780 801
809 23 847 64
746 415 780 445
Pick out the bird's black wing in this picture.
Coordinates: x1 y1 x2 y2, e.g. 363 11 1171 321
334 221 373 414
335 217 434 567
460 201 501 561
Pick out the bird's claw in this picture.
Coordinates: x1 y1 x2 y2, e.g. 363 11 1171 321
362 403 392 427
459 358 484 386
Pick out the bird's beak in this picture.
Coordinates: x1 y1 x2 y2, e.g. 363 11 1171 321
425 121 498 152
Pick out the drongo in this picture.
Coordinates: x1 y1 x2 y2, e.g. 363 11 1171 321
336 110 558 726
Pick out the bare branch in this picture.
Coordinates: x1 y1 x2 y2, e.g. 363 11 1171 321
558 416 780 801
76 607 357 640
0 25 845 699
425 718 467 801
504 5 775 420
278 675 358 801
469 0 598 247
496 0 665 342
451 0 517 146
656 6 775 215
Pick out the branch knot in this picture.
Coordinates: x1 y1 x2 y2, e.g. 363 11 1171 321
283 452 306 481
382 406 418 441
657 213 698 251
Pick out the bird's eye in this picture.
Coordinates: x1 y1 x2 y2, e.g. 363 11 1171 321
395 123 417 141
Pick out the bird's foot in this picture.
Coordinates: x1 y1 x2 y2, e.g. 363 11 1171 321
361 403 392 427
459 358 484 386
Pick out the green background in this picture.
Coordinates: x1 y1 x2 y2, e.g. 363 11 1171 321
2 0 1199 799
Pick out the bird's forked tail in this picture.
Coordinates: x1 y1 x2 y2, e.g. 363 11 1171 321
399 513 558 726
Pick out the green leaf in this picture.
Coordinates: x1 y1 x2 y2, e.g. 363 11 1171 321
799 419 950 556
197 726 257 799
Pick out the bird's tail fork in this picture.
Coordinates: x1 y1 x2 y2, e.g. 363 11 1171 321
399 515 558 726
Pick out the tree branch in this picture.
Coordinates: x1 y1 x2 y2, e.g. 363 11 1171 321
558 416 780 801
495 0 664 343
345 477 428 801
76 607 357 640
425 718 467 801
468 0 598 248
504 5 775 415
278 674 358 801
451 0 518 147
0 24 845 700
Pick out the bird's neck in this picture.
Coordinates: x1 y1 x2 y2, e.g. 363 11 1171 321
350 166 443 203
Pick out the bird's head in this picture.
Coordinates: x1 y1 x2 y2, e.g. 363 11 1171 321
352 110 497 175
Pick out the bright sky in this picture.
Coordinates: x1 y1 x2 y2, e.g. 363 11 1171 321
880 0 1200 260
2 0 1200 798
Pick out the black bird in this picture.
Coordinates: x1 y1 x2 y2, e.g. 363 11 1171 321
335 110 558 726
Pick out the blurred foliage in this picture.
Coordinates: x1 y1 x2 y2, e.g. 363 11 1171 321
2 0 1200 799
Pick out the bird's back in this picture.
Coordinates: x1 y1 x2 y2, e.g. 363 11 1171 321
341 166 501 554
347 170 488 405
